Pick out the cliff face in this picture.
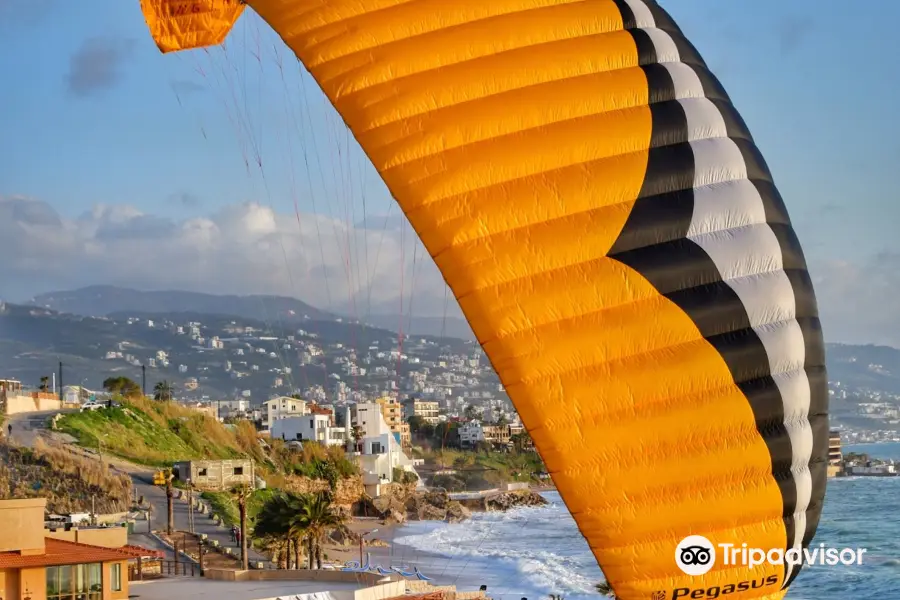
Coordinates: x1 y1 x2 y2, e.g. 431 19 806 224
457 489 549 512
371 488 471 524
279 476 547 524
282 474 364 507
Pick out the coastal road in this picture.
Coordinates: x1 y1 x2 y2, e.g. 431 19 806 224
5 409 268 565
128 469 270 565
5 409 75 446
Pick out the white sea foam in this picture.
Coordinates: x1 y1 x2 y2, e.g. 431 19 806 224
383 476 900 600
391 492 603 600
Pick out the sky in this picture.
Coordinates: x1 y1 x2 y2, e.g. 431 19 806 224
1 0 899 345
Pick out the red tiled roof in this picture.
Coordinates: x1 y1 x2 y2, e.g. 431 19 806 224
386 593 444 600
0 538 162 569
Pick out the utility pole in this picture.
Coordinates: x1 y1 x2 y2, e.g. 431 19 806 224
166 471 174 536
233 485 250 570
58 361 63 403
187 481 195 534
141 364 146 397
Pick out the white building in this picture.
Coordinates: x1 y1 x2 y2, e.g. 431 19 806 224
264 396 307 430
347 402 419 496
272 413 346 446
218 398 251 416
403 399 440 424
458 421 485 447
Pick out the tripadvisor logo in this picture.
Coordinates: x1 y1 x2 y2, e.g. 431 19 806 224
662 535 779 598
655 535 867 599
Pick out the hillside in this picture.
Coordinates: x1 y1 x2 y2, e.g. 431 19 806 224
57 396 260 467
31 285 332 323
825 343 900 394
0 300 477 400
0 438 132 514
28 285 478 340
55 397 359 484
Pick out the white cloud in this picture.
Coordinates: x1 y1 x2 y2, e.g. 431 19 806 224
0 195 453 320
2 195 896 346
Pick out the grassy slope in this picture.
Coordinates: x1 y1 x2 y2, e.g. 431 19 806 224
0 438 133 513
200 488 279 528
57 397 254 467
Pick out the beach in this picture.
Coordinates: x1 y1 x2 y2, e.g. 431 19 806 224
351 483 900 600
317 494 592 599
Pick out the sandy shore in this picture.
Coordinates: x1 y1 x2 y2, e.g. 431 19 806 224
322 518 446 572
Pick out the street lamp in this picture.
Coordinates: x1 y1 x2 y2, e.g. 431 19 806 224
359 528 379 565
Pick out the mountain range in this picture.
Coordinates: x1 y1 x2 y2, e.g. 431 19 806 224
7 285 900 404
0 299 476 399
28 285 477 340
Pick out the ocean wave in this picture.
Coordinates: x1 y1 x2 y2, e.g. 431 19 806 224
389 483 900 600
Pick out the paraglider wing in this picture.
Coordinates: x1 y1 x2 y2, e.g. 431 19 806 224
139 1 829 598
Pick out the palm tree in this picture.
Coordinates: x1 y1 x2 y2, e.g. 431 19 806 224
231 484 252 570
595 581 616 597
254 492 311 569
350 425 364 453
153 380 173 402
299 492 346 569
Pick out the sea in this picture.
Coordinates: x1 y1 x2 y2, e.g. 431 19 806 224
385 442 900 600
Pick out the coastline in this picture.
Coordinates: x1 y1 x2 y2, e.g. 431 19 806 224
321 488 563 593
322 518 453 582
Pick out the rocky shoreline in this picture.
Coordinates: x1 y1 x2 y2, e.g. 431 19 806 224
365 487 548 525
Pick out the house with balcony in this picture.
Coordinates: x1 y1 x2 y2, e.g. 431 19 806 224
263 396 307 431
271 413 347 447
458 421 512 449
347 402 420 496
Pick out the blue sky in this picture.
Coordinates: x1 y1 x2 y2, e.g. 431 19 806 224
1 0 899 343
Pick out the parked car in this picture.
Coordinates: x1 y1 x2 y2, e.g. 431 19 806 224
79 402 102 412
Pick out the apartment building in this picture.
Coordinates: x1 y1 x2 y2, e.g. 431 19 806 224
263 396 307 430
403 399 440 424
376 396 411 449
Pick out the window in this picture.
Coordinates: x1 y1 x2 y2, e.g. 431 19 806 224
47 563 102 600
233 466 244 476
111 563 122 592
310 419 314 427
198 468 208 477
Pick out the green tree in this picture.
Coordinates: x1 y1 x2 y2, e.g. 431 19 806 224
299 492 346 569
407 415 435 440
153 380 173 402
511 431 534 453
254 492 309 569
231 484 252 570
350 425 364 453
102 376 141 397
393 466 418 485
433 421 460 449
463 404 480 421
39 376 50 392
